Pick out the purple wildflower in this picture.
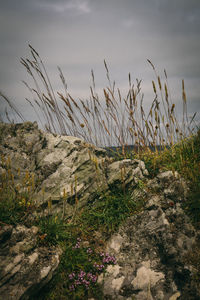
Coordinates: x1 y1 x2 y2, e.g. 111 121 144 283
82 279 90 289
78 270 86 280
102 254 117 264
69 272 76 280
74 279 81 285
93 262 105 271
74 242 80 249
69 284 75 291
91 275 97 282
87 272 97 283
87 247 93 254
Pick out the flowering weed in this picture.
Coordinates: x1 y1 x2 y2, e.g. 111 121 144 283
55 237 116 299
0 155 36 225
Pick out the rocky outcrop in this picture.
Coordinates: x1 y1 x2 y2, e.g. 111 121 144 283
0 122 106 216
0 122 148 220
0 122 149 299
0 224 61 300
99 171 199 300
0 122 199 299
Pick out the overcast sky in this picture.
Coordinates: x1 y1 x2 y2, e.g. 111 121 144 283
0 0 200 126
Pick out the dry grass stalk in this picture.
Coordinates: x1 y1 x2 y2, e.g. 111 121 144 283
1 45 197 154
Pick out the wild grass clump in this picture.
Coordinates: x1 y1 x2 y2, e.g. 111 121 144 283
79 185 144 236
1 44 197 150
0 155 36 225
130 130 199 178
37 215 69 246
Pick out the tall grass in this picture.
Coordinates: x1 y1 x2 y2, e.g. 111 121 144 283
1 44 196 150
0 91 26 123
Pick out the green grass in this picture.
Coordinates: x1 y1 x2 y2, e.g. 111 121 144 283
36 215 70 246
32 127 200 298
32 236 106 300
79 185 144 236
0 156 146 299
1 130 199 299
0 161 36 225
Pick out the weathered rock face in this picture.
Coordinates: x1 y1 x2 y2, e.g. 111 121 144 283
0 224 62 300
0 122 199 300
0 122 148 219
106 159 149 187
0 122 107 218
99 171 200 300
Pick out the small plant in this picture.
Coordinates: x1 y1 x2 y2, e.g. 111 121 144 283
51 238 116 299
34 235 116 300
37 215 69 245
0 155 36 225
80 186 139 235
66 238 116 293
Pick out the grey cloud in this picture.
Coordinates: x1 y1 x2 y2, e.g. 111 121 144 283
0 0 199 125
35 0 92 15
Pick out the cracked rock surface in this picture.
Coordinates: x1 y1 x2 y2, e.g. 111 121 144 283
0 224 62 300
100 172 199 300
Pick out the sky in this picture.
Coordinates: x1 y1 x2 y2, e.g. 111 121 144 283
0 0 200 128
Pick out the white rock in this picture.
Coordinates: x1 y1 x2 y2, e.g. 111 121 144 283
132 266 165 290
111 276 125 291
169 292 181 300
28 252 38 265
107 264 120 277
40 266 51 279
108 234 124 253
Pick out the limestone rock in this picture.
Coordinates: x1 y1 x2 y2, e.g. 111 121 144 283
106 159 149 187
147 170 189 201
101 172 199 300
0 224 62 300
0 122 150 220
0 122 108 219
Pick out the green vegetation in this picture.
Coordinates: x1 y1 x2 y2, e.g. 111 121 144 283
37 215 69 246
33 183 145 299
134 130 200 228
79 186 144 236
34 234 116 300
0 156 36 225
